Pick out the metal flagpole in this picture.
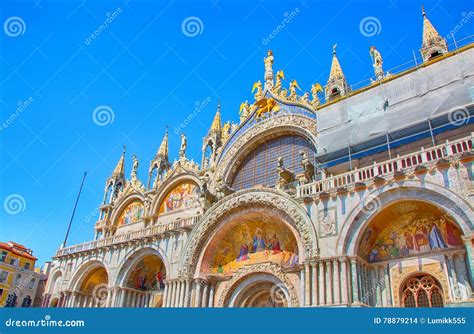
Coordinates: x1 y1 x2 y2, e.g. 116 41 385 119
62 171 87 248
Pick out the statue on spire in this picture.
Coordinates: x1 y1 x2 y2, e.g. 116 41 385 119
179 133 187 159
131 155 139 179
264 50 274 90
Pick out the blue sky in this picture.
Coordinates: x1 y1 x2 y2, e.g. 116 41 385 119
0 0 472 266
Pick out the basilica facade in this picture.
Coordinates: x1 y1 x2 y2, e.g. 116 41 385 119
43 10 474 308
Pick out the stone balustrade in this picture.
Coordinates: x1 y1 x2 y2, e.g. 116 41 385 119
55 214 201 257
296 133 473 198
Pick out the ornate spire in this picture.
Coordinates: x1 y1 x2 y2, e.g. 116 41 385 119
325 44 349 101
328 45 344 81
157 129 169 159
210 100 222 134
420 6 448 62
112 146 126 178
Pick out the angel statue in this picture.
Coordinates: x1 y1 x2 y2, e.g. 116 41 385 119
239 100 251 123
131 155 139 179
311 83 323 108
370 46 384 80
222 121 232 142
179 133 187 159
274 70 285 94
289 80 301 101
252 80 263 101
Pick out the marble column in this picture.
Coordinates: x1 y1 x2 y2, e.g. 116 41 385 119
318 261 325 305
304 262 311 306
351 258 360 304
73 294 79 308
105 288 112 307
179 280 186 307
299 268 305 307
462 237 474 288
163 282 169 307
311 261 318 306
378 266 385 307
202 281 209 307
184 279 191 307
326 260 333 305
333 259 341 305
131 291 137 307
208 283 215 308
340 258 348 305
384 265 392 306
447 254 460 301
359 262 370 304
175 281 181 307
195 280 203 307
453 252 472 299
375 267 382 307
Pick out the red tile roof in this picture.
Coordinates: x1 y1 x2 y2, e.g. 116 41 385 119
0 242 37 261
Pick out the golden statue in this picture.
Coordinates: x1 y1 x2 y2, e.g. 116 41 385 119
311 83 323 108
239 100 251 123
289 80 301 101
274 70 285 94
222 121 232 142
254 97 279 119
252 80 263 101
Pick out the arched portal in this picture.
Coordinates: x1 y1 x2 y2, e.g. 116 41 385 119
357 201 464 263
227 274 289 307
76 266 109 308
352 199 469 306
123 254 166 307
201 211 299 276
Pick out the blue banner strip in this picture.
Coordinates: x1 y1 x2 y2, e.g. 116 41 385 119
0 308 473 334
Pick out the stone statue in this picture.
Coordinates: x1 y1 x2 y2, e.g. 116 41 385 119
370 46 384 80
276 156 294 189
216 177 234 200
131 155 139 179
299 150 315 184
179 133 187 159
264 50 274 88
239 100 251 123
